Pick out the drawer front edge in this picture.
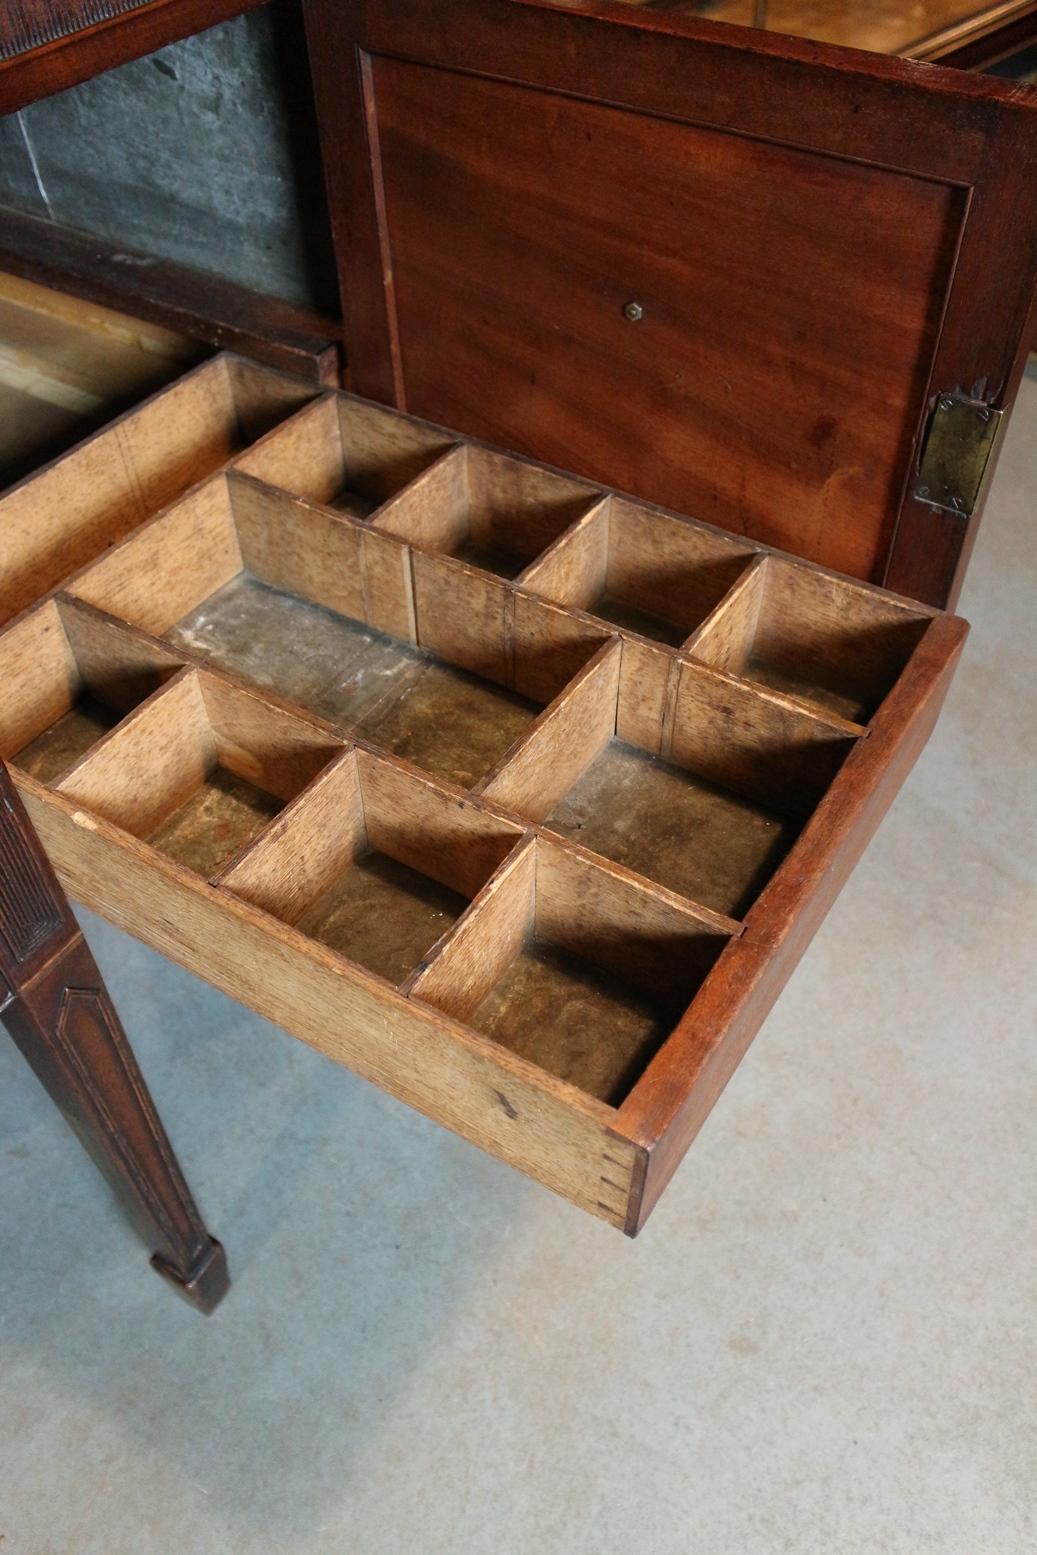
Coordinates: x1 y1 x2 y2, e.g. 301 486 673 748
17 778 644 1232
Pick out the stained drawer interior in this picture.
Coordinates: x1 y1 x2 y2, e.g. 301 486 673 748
0 367 939 1124
0 354 317 630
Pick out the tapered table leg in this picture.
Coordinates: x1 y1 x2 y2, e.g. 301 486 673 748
0 762 228 1313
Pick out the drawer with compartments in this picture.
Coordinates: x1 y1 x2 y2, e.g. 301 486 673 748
4 0 1037 1238
0 358 966 1230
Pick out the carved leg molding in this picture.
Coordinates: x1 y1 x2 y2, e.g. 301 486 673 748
0 763 229 1314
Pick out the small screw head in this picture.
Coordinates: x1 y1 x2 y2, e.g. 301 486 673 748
940 396 954 411
917 485 930 498
978 408 991 423
623 300 644 322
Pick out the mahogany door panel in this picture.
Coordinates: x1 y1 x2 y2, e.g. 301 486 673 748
370 57 963 581
307 0 1037 607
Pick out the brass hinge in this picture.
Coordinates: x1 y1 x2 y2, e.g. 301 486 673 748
914 393 1004 519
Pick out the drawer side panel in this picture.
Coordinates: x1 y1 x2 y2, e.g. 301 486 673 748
617 613 968 1232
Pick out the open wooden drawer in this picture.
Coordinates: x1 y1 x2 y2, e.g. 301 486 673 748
0 356 966 1232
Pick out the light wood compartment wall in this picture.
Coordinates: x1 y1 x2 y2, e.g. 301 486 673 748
0 355 317 631
1 355 966 1233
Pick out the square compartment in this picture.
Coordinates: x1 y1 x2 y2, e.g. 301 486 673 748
687 555 931 722
67 469 420 723
221 746 525 985
373 443 601 579
233 391 456 518
411 836 732 1104
520 496 753 646
545 740 796 921
492 636 859 918
0 597 183 784
57 669 343 877
0 354 316 630
69 477 613 789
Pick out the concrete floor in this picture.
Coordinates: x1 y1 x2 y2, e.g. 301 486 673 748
1 375 1035 1555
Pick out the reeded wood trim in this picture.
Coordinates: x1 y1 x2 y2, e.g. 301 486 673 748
0 0 267 115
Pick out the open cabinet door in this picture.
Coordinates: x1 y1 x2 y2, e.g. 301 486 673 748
304 0 1037 608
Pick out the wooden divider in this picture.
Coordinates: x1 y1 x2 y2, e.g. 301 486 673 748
411 835 733 1105
233 392 455 517
0 595 183 782
409 549 613 697
221 746 525 987
407 840 537 1021
67 474 244 635
0 355 316 630
686 553 931 722
479 638 621 821
230 474 414 641
67 467 413 646
65 469 618 795
56 669 343 877
374 442 601 578
484 624 863 918
521 495 754 646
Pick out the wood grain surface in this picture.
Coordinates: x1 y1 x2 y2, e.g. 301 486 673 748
0 356 969 1230
0 0 266 114
306 0 1037 609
